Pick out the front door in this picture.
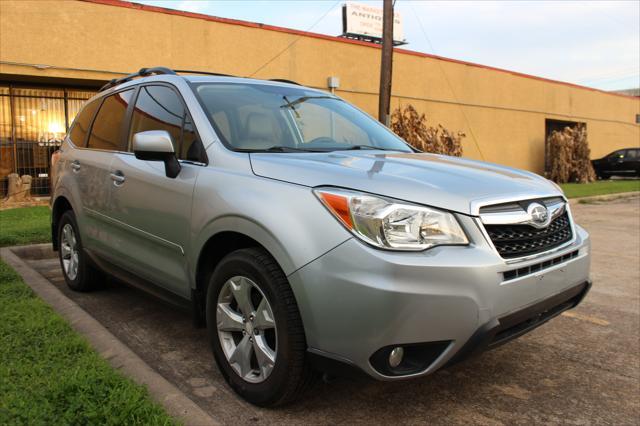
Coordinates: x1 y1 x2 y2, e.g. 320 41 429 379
106 84 206 298
606 150 626 174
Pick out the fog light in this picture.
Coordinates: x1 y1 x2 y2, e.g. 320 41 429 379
389 347 404 368
371 341 451 376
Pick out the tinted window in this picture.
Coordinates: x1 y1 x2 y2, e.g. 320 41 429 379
625 149 638 159
128 85 203 161
68 99 100 146
609 150 626 159
87 90 134 151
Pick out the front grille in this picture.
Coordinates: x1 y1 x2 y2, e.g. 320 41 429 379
485 212 573 258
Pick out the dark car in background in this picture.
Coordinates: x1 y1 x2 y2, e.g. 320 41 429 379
592 148 640 179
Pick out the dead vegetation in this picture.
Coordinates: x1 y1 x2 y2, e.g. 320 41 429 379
546 124 596 183
390 104 464 156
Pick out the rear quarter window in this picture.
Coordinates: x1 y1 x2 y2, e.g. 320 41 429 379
68 98 100 147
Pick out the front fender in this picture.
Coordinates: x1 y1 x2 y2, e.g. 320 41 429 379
192 214 297 279
188 167 352 287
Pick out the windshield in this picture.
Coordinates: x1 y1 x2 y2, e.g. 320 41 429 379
194 83 412 153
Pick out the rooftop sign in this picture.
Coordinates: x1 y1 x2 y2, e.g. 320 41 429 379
341 2 406 45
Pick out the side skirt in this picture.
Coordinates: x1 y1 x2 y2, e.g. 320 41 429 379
84 248 192 313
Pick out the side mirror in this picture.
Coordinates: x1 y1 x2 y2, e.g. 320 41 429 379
133 130 181 178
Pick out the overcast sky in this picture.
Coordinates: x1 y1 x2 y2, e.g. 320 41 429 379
137 0 640 91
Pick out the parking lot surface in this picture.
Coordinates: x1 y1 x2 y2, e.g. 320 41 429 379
24 196 640 425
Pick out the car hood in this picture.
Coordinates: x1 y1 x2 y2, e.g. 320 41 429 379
249 151 562 215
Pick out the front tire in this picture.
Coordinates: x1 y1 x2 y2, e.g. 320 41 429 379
206 248 315 406
57 210 104 292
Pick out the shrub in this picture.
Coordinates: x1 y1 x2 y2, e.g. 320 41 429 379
390 104 464 156
547 124 596 183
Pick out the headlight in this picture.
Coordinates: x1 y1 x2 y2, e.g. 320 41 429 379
314 188 468 251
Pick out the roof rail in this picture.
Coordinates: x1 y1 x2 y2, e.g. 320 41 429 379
98 67 302 91
174 70 299 85
174 69 236 78
98 67 176 92
269 78 301 86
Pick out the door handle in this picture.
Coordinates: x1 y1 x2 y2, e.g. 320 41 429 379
110 171 126 186
71 160 81 172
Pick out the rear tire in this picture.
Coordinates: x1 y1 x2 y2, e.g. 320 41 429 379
57 210 104 292
206 248 315 406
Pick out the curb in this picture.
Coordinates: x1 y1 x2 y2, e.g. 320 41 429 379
569 191 640 205
0 245 218 426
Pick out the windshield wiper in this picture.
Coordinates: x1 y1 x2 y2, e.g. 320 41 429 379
280 95 337 110
334 145 393 151
249 146 324 153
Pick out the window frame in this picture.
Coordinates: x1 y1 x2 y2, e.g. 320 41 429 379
127 82 208 165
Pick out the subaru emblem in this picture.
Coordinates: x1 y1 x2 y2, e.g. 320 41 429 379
527 203 549 227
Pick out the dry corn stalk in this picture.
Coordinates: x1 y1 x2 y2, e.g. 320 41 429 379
390 104 464 156
547 124 596 183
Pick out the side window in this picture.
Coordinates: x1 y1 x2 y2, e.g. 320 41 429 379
68 98 100 147
610 150 625 159
87 90 134 151
129 85 204 161
625 149 637 159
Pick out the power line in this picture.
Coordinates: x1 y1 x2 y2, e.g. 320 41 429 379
407 1 486 161
249 1 341 77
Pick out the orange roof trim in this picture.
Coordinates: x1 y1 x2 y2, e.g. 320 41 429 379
81 0 637 100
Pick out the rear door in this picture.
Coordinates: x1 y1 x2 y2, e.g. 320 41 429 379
69 89 134 254
106 84 206 298
623 149 639 175
64 97 100 241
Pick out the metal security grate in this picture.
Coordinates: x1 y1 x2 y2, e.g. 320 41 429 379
485 212 573 259
0 85 96 198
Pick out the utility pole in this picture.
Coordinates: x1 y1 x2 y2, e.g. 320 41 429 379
378 0 394 126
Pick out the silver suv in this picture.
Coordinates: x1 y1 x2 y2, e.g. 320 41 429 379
50 67 591 406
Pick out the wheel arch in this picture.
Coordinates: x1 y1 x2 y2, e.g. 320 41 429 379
192 219 298 326
51 195 74 250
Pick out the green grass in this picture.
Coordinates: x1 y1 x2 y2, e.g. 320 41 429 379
0 207 177 424
559 179 640 199
0 206 51 247
0 260 178 425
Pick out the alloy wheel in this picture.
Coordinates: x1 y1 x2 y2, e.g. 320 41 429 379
216 276 278 383
60 223 79 281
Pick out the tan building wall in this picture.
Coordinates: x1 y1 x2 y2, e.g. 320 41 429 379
1 0 639 173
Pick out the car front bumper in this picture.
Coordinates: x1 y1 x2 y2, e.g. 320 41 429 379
288 215 591 380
